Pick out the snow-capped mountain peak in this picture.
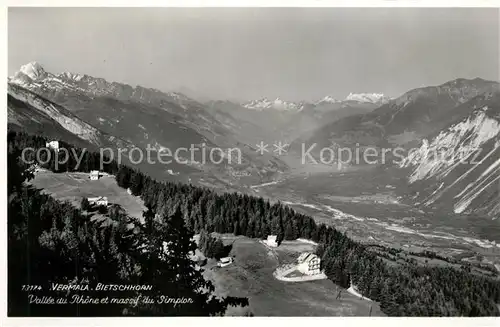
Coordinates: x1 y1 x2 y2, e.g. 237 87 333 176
18 61 47 81
242 97 304 112
9 62 202 106
242 92 392 112
58 71 85 82
272 97 295 109
316 95 340 104
345 92 391 104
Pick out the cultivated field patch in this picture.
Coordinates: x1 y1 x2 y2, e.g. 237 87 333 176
30 170 146 221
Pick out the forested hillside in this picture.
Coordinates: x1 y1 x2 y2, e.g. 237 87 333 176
8 131 500 316
7 132 247 316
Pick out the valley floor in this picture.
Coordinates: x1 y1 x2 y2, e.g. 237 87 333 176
249 171 500 278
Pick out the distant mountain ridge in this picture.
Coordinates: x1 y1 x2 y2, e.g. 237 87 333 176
241 93 391 112
297 77 500 151
242 97 307 112
345 92 391 104
9 62 389 147
10 61 192 104
10 62 392 112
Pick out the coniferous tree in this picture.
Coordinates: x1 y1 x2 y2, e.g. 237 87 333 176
135 206 241 315
7 145 34 195
284 221 295 240
233 221 241 236
81 197 91 211
130 172 144 195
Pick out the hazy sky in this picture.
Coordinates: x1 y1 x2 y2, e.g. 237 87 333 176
8 7 499 102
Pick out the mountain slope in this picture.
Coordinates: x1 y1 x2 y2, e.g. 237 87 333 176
9 62 232 139
399 91 500 217
8 83 125 149
7 83 188 180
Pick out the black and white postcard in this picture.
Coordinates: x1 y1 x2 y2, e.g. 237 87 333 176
3 3 500 325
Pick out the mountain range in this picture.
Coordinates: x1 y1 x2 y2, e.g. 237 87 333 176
240 92 390 112
8 62 289 190
7 61 500 218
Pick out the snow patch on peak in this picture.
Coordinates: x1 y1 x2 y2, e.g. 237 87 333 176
59 71 85 82
316 95 340 104
345 93 390 104
242 97 303 112
272 97 290 108
166 92 192 102
19 62 47 81
242 98 273 110
10 71 34 86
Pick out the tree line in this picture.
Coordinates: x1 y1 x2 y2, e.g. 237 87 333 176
8 131 500 316
198 229 231 260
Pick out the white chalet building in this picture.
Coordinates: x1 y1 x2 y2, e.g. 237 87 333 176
265 235 278 247
217 257 233 267
89 170 101 180
45 140 59 152
87 196 108 206
297 252 321 276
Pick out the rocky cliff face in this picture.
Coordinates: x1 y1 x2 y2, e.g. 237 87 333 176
399 92 500 217
8 83 102 145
